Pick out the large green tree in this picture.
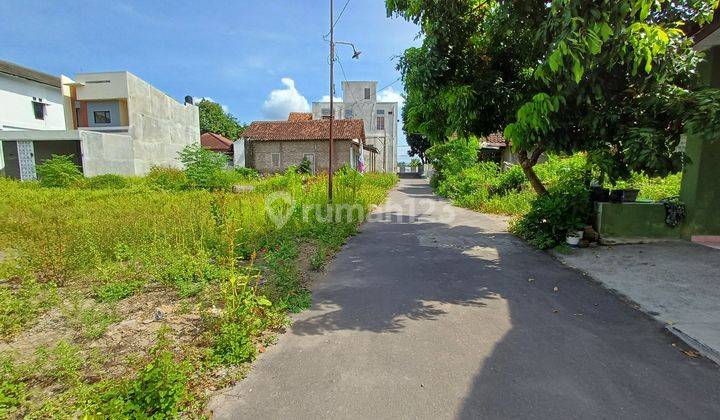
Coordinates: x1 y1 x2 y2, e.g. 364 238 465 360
197 100 247 140
388 0 720 194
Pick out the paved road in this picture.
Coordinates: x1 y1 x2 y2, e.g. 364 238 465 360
210 178 720 419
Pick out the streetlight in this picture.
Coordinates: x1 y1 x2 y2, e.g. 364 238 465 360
327 0 360 202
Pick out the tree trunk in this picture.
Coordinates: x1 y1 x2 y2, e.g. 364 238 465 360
518 148 548 196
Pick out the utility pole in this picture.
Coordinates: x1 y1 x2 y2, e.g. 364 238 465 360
328 0 335 202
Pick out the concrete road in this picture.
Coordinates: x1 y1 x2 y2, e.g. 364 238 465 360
209 178 720 419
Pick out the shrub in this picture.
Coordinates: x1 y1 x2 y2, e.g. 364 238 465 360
81 174 129 190
145 166 188 191
438 162 499 199
296 158 312 175
36 155 82 188
179 144 232 190
233 166 260 181
510 179 591 249
95 281 143 303
492 165 526 195
124 329 190 417
212 323 257 365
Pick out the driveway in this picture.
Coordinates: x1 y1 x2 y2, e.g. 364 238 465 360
554 241 720 364
209 178 720 419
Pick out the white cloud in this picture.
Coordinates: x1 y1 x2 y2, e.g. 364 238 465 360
193 97 228 113
377 87 405 108
261 78 310 119
319 95 343 103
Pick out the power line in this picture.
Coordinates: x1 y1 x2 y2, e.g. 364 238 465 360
324 0 351 38
377 77 401 93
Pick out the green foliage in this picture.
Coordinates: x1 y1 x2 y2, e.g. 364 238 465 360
145 166 188 191
80 174 129 190
212 323 257 365
124 328 190 417
510 174 592 250
297 157 313 175
408 158 422 167
95 281 143 303
197 99 247 140
233 166 260 181
492 165 526 195
179 144 233 191
0 168 398 415
36 155 83 188
390 0 720 190
608 172 681 201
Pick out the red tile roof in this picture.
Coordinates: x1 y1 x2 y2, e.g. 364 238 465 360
243 119 365 142
287 112 313 122
483 132 508 148
201 132 234 152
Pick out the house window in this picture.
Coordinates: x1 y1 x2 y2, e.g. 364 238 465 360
344 109 353 119
93 110 111 124
32 100 45 120
364 88 371 100
271 153 281 167
321 108 331 116
377 109 385 115
376 116 385 131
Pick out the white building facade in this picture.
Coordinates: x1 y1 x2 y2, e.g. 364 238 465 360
312 81 398 173
0 61 199 180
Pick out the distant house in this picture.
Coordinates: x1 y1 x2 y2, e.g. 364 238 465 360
312 81 398 173
201 132 233 157
242 113 372 174
0 60 199 180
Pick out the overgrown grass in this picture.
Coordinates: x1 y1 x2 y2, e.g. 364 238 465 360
0 167 397 417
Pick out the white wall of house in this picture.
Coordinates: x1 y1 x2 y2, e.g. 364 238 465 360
312 81 398 173
0 73 66 132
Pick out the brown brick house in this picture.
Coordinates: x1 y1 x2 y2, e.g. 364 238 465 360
242 114 368 174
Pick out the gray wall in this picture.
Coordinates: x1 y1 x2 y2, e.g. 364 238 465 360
125 73 199 174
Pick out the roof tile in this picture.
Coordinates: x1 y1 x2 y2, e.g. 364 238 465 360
243 119 365 142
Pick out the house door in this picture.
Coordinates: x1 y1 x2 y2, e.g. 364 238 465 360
17 141 37 181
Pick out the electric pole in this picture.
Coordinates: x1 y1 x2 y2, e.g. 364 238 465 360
328 0 335 202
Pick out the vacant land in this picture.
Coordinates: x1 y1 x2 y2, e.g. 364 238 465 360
0 169 396 417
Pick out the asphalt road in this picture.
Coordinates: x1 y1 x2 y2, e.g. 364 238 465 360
209 178 720 419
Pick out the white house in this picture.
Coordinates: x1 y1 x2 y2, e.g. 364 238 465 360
312 81 398 173
0 60 199 180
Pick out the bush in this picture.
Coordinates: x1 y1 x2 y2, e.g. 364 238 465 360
80 174 129 190
296 158 312 175
124 329 190 417
212 323 257 365
36 155 83 188
492 165 526 195
179 144 232 190
510 178 591 249
145 166 188 191
233 166 260 181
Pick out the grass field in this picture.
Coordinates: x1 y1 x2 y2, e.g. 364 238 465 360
0 169 396 417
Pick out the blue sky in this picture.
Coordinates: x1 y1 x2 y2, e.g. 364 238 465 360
0 0 420 161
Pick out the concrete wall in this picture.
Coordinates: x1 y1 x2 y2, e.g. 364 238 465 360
678 45 720 237
125 72 199 174
74 72 130 101
249 139 357 174
0 73 66 131
594 202 681 239
79 130 136 176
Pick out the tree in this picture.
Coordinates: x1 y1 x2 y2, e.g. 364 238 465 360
388 0 720 195
197 100 247 140
402 90 431 163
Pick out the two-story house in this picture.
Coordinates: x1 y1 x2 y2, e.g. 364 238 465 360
312 81 398 173
0 60 199 180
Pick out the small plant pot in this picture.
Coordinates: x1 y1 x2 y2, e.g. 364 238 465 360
621 189 639 202
609 190 623 203
590 186 610 203
566 230 584 247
